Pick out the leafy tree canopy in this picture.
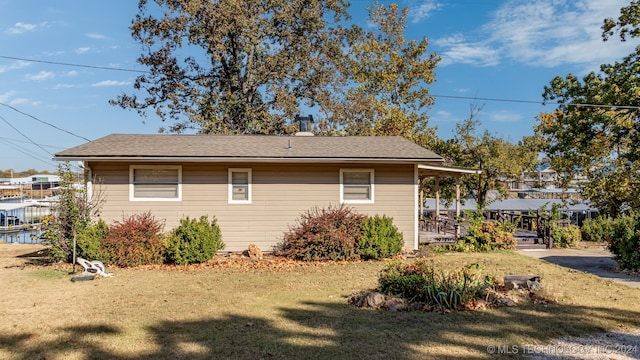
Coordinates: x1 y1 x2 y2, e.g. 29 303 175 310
536 9 640 216
112 0 354 134
434 104 538 207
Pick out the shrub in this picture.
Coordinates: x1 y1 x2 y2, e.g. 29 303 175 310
552 224 581 248
458 208 517 251
278 204 364 261
165 215 225 265
76 219 110 263
357 215 404 260
581 217 613 242
608 212 640 270
377 260 495 310
101 211 166 267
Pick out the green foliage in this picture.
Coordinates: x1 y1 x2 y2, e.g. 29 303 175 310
536 46 640 217
608 212 640 270
75 219 110 263
356 215 404 260
456 205 517 251
552 224 582 248
433 104 539 207
41 162 92 263
278 204 365 261
164 216 225 265
101 211 166 267
581 217 613 242
377 260 495 311
114 0 352 134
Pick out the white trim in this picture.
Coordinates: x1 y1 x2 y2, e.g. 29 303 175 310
228 168 252 204
129 165 182 202
340 168 374 204
418 163 481 175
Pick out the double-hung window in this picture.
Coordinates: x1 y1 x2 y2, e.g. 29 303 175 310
228 168 252 204
340 169 374 204
130 165 181 201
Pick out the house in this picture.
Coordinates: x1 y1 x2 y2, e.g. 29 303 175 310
54 134 474 252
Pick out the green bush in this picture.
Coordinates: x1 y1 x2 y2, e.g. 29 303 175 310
377 260 495 311
608 212 640 270
165 216 225 265
76 219 110 263
356 215 404 260
552 224 582 248
101 211 166 267
458 210 517 251
278 204 364 261
581 217 613 242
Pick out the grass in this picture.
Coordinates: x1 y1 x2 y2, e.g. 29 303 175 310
1 246 640 359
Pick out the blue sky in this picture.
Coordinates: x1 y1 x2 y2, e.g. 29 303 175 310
1 0 637 172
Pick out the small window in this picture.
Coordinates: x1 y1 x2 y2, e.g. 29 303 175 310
130 165 181 201
229 168 252 204
340 169 374 204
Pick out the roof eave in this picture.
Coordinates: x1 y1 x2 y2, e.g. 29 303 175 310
54 156 445 164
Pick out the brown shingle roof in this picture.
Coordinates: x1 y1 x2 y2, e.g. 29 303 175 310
54 134 443 163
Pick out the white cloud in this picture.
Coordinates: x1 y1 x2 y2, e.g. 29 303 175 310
75 47 91 54
0 91 17 102
85 33 107 40
5 21 47 34
9 98 29 105
435 35 500 67
26 71 55 82
435 0 636 69
488 110 523 123
53 83 75 90
91 80 130 87
0 60 30 73
66 70 79 77
5 22 37 34
410 1 442 23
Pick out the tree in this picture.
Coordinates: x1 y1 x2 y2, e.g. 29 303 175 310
112 0 352 134
321 3 440 149
602 1 640 41
535 7 640 217
435 103 538 207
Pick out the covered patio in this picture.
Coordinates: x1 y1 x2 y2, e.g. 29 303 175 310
417 164 481 245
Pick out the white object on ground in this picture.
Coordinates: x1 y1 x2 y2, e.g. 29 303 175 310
76 257 114 277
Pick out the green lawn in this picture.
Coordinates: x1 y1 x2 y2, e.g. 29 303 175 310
1 247 639 359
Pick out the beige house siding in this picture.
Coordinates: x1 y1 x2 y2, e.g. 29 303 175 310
89 162 416 252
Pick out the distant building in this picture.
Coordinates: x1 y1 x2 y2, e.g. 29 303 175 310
0 174 61 190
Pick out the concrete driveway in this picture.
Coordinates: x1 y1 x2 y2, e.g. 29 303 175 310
517 246 640 289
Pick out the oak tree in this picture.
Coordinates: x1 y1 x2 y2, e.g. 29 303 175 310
112 0 352 134
320 3 440 148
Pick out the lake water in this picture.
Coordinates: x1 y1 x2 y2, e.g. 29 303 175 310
0 198 45 244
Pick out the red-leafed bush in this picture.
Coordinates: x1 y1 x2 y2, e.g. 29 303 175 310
277 204 365 261
101 211 166 267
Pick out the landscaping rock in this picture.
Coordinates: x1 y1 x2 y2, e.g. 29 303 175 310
247 244 263 260
504 275 542 290
348 291 387 309
383 297 407 312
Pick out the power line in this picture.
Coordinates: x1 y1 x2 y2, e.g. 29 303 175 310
0 55 148 74
0 136 67 150
4 55 640 110
0 113 52 156
0 138 57 169
0 103 91 142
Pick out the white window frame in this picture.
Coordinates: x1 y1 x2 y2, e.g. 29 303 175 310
340 168 374 204
129 165 182 202
228 168 252 204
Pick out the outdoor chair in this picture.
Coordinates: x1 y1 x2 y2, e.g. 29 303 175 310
76 257 114 277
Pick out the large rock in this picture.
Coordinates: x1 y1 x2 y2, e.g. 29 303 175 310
504 275 542 290
247 244 263 260
348 291 387 309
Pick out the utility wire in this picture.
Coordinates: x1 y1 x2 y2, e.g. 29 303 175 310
0 103 91 142
0 138 56 168
0 114 52 156
4 55 640 110
0 55 148 74
0 136 67 150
